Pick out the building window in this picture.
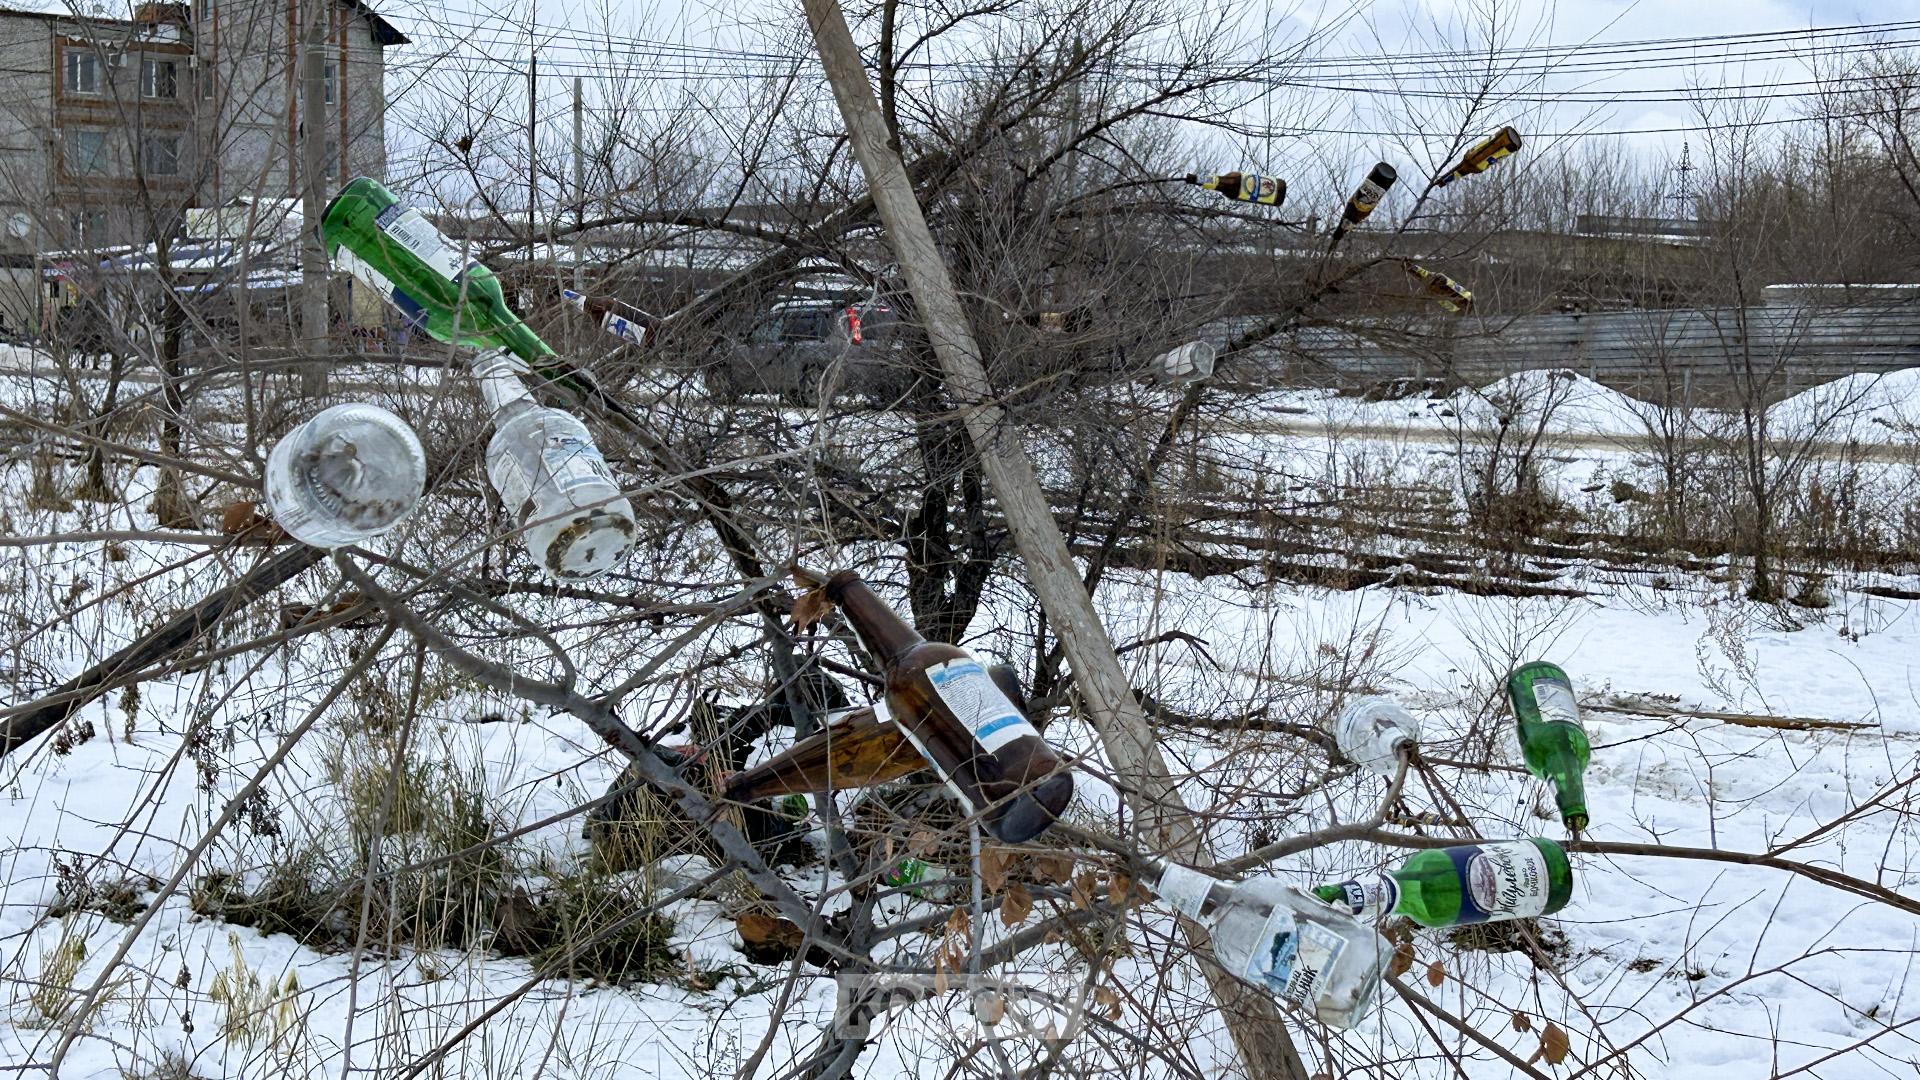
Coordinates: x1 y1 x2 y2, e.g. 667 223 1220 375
324 62 337 104
68 210 107 245
141 58 177 99
325 138 339 179
65 129 107 175
65 50 99 95
143 133 180 176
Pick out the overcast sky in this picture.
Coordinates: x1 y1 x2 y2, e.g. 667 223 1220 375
374 0 1920 198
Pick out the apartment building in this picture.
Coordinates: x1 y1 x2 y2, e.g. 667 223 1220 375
0 0 404 331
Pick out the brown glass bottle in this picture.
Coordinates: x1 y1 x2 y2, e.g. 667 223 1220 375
722 705 925 798
722 665 1039 800
561 288 656 348
829 571 1073 843
1434 127 1522 186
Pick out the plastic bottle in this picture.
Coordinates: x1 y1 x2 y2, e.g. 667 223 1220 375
473 350 635 580
263 403 426 549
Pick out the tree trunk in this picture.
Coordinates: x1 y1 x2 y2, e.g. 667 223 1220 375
801 4 1310 1076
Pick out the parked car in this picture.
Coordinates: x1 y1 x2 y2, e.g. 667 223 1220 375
705 299 916 406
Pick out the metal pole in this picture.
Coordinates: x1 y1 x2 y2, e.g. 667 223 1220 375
572 76 584 295
298 0 329 394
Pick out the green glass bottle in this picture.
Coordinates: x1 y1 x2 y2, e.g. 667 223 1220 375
881 858 928 891
777 794 810 823
1312 839 1573 927
1507 661 1591 832
320 177 554 364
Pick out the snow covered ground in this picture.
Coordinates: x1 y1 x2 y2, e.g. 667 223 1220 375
0 534 1914 1077
0 357 1916 1078
1243 366 1920 443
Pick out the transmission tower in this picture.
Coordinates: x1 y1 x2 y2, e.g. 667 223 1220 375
1666 143 1698 218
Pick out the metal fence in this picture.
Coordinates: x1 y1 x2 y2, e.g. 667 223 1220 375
1214 303 1920 400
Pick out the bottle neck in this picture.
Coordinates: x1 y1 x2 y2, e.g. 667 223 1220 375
1545 751 1589 832
473 350 537 420
826 571 925 668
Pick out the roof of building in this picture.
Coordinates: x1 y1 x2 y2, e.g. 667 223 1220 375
0 2 406 46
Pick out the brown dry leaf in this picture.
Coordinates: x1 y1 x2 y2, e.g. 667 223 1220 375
1029 852 1074 884
1094 985 1122 1020
736 912 803 948
908 830 939 856
1107 873 1132 909
789 588 833 632
1071 871 1098 910
1425 960 1446 988
1511 1011 1533 1033
1388 939 1415 979
1000 883 1034 927
974 990 1006 1025
945 907 971 938
1540 1022 1570 1066
980 847 1011 893
220 501 265 534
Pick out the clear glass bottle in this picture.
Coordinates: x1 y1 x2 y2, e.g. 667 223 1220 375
263 403 426 549
473 350 635 580
1149 860 1388 1029
1334 697 1420 777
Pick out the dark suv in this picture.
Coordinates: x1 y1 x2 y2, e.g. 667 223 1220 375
706 300 914 405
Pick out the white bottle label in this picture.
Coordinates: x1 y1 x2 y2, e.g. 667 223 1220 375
1247 907 1344 1008
1279 921 1345 1007
1532 678 1582 728
602 311 648 346
1155 864 1215 919
1326 875 1398 921
540 431 613 495
375 205 466 282
1463 842 1552 921
926 658 1038 755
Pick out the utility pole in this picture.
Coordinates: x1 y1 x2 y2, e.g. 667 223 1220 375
298 0 330 395
799 3 1307 1077
572 75 584 295
526 7 538 290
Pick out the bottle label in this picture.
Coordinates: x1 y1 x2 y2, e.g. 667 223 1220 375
602 311 648 346
540 432 614 494
1154 864 1215 919
926 658 1039 755
1353 178 1388 211
374 204 466 283
1250 908 1344 1008
1323 876 1397 921
334 247 427 328
1454 842 1552 923
1532 678 1582 728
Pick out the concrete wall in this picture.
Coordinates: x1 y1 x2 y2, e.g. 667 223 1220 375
209 0 391 201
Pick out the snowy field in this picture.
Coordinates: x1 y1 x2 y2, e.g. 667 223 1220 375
0 359 1916 1078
